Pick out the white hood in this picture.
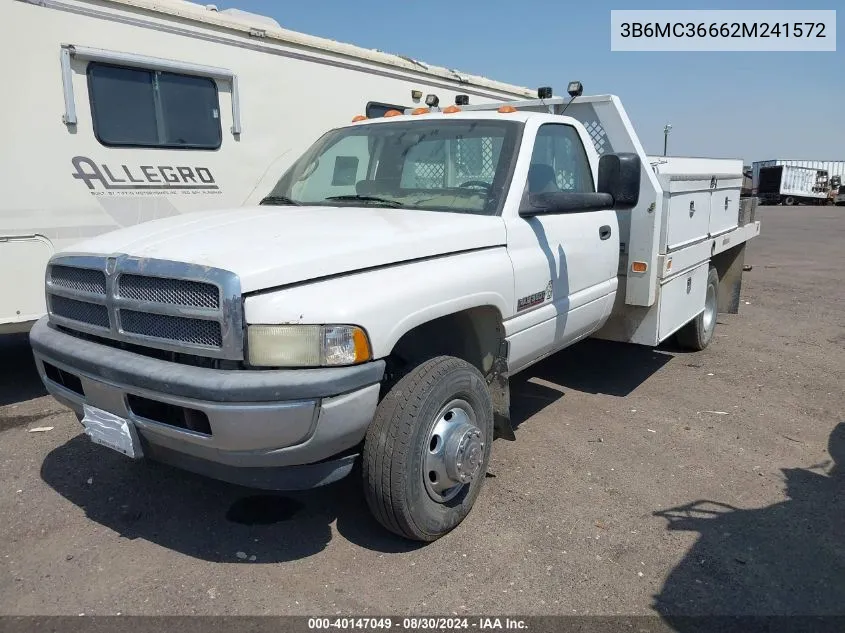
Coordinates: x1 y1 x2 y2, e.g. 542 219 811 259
68 206 507 293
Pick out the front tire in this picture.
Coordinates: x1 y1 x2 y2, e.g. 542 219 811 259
362 356 494 541
676 267 719 351
783 196 796 206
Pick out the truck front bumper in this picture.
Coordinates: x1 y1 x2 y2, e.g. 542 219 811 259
29 317 384 490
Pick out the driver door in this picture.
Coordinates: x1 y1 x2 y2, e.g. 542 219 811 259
505 123 619 373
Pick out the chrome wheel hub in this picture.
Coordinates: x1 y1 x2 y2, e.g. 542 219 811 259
703 282 717 336
423 400 484 503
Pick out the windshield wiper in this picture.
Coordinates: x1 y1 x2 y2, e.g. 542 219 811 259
260 195 301 206
324 194 402 208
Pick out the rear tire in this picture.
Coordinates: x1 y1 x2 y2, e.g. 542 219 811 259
362 356 493 542
783 196 796 206
676 267 719 351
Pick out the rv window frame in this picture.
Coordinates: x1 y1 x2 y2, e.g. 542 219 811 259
365 101 409 118
86 62 223 150
60 44 241 137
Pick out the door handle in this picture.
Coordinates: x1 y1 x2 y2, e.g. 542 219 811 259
599 225 612 240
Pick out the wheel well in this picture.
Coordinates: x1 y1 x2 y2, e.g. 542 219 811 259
385 306 514 440
388 306 504 375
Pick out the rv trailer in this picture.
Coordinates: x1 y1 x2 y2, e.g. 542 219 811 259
2 0 534 333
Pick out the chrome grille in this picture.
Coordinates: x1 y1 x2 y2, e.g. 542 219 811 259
50 295 110 329
120 310 222 348
49 266 106 295
45 255 243 360
117 275 220 309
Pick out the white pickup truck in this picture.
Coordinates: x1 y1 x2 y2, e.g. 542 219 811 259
30 87 760 541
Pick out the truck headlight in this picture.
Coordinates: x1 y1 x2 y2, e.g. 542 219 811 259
247 324 372 367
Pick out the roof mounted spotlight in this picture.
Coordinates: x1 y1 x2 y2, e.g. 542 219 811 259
424 94 440 108
411 89 423 100
561 80 584 115
455 94 469 106
537 86 553 100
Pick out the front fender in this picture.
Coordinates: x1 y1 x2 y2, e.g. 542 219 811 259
243 247 515 359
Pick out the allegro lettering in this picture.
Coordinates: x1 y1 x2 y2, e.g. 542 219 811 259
71 156 219 191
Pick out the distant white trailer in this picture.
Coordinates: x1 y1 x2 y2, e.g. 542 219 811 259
755 164 830 206
752 159 845 194
1 0 536 334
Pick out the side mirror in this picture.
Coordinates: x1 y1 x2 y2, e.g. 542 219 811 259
520 191 614 216
519 152 642 217
597 152 640 209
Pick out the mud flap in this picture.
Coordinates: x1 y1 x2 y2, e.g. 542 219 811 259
488 341 515 441
712 243 747 314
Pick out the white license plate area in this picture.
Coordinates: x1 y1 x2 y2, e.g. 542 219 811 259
81 404 143 459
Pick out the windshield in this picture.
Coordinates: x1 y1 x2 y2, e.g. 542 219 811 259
263 119 522 215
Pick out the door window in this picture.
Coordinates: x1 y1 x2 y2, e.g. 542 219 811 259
527 124 593 193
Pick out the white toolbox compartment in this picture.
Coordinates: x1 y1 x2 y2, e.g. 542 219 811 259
657 261 709 341
649 156 743 255
709 176 742 237
664 183 714 250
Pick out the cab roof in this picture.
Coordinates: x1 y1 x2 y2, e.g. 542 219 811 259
347 110 561 126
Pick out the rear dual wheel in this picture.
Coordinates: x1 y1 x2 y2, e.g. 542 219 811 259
676 267 719 351
362 356 493 541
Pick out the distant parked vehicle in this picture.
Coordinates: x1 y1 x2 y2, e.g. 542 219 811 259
835 185 845 206
756 165 829 206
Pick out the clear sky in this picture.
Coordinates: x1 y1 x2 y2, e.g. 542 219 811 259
230 0 843 164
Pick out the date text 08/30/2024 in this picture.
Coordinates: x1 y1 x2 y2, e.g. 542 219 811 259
307 618 528 630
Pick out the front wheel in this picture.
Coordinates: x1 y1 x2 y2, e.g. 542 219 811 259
676 267 719 351
783 196 796 206
362 356 494 541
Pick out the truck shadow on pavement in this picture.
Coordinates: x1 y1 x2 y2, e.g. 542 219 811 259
509 338 674 423
0 333 47 409
40 435 424 562
652 422 844 623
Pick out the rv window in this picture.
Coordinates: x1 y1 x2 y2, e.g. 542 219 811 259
88 63 222 149
365 102 409 118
